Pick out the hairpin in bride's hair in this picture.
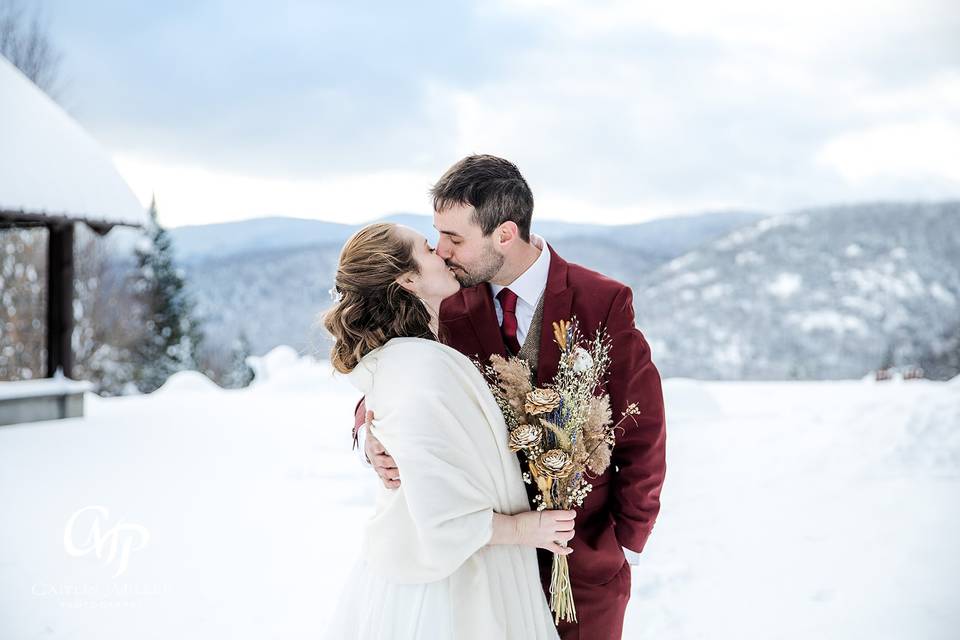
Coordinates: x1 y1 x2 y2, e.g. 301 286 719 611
328 285 344 302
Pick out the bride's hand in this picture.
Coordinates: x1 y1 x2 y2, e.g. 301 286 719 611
504 510 576 555
521 510 576 554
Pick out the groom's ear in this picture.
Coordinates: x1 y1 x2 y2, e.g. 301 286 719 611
497 221 520 246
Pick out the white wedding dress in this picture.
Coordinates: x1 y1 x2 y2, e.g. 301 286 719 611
323 337 558 640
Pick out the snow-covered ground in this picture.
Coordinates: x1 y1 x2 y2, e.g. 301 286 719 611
1 347 957 639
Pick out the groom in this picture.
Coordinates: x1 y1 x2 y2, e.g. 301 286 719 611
352 154 667 639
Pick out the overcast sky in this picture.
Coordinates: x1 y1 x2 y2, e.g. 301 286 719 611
45 0 960 228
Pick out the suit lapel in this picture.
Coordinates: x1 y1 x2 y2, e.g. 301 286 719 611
536 243 573 386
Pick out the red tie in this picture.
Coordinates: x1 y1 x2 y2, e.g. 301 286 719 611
496 287 523 355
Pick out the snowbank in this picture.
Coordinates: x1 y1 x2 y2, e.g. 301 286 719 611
0 349 957 639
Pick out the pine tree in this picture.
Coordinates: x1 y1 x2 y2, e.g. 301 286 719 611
130 196 205 393
879 342 896 371
918 320 960 381
224 331 255 389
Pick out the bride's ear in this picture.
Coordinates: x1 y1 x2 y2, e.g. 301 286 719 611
395 272 418 294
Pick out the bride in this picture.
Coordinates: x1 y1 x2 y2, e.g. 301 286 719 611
321 223 572 639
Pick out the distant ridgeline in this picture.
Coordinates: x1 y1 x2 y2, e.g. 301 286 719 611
632 201 959 380
106 202 957 381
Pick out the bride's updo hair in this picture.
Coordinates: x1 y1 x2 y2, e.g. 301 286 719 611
322 223 437 373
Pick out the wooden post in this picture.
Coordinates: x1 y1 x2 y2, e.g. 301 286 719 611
46 222 75 378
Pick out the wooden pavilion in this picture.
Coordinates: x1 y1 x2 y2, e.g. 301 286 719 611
0 55 148 425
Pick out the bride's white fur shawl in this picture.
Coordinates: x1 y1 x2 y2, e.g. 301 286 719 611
345 337 558 639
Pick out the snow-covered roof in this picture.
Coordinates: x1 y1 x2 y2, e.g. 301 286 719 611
0 55 147 229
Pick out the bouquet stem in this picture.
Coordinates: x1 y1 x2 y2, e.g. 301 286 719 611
549 552 577 624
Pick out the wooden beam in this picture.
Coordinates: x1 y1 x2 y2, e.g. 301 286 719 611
46 222 75 378
1 209 144 235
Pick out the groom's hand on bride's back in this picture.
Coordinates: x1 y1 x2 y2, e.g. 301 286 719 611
363 410 401 489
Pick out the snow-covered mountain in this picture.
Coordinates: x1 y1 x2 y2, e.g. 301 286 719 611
632 201 960 379
171 211 766 357
157 202 958 380
163 210 764 265
166 216 357 264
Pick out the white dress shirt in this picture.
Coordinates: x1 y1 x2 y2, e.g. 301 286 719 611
489 232 551 346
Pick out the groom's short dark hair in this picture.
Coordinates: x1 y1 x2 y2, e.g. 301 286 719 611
430 154 534 242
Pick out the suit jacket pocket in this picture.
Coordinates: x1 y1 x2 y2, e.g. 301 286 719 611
568 509 626 586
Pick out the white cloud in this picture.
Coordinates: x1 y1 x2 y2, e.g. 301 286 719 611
113 154 438 228
439 0 960 216
70 0 960 225
113 151 744 227
817 119 960 183
851 71 960 118
495 0 956 59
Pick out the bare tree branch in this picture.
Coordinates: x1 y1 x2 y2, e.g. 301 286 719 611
0 0 63 100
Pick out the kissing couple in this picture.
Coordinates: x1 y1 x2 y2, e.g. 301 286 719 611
321 154 667 639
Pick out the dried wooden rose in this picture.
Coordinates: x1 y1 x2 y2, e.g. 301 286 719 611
532 449 574 479
508 423 543 452
525 388 561 415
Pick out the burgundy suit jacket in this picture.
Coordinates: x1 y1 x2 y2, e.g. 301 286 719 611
353 243 666 586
